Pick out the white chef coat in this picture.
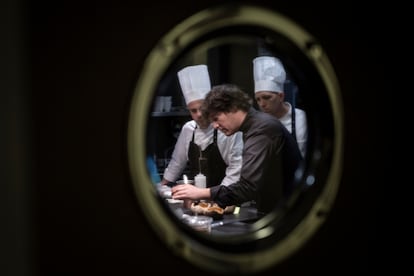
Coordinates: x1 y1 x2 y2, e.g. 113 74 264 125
279 102 308 157
163 120 243 186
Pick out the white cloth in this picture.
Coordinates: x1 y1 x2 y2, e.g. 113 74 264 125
279 102 308 157
163 121 243 186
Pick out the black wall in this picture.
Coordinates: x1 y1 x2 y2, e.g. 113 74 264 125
2 1 387 275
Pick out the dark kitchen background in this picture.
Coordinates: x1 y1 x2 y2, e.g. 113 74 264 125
1 0 387 275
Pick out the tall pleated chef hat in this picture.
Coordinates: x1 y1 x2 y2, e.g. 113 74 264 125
253 56 286 93
177 64 211 105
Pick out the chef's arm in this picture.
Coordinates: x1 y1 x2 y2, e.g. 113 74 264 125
220 132 243 186
171 184 211 200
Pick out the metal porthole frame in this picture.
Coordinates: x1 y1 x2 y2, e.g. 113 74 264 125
128 4 343 274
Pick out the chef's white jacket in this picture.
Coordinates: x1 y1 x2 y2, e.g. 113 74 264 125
163 120 243 186
279 102 307 158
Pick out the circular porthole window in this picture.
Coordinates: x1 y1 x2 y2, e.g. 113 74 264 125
128 4 343 274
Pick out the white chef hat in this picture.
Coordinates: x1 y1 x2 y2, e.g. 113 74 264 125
253 56 286 93
177 64 211 105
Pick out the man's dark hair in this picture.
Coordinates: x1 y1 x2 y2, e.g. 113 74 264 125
202 84 252 119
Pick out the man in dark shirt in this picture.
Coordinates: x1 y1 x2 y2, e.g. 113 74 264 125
171 84 302 214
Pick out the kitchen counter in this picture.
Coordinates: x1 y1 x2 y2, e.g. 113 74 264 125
166 199 261 235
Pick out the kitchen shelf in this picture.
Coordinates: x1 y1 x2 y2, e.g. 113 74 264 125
151 111 190 117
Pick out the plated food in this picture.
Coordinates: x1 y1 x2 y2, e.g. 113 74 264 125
190 201 235 219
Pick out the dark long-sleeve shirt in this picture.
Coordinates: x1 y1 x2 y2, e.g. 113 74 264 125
210 108 303 214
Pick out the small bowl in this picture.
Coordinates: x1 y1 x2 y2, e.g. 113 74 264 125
182 215 213 233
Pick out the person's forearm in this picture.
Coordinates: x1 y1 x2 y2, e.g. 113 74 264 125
199 188 211 200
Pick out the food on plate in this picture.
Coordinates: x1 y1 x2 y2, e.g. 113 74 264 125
190 201 225 218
